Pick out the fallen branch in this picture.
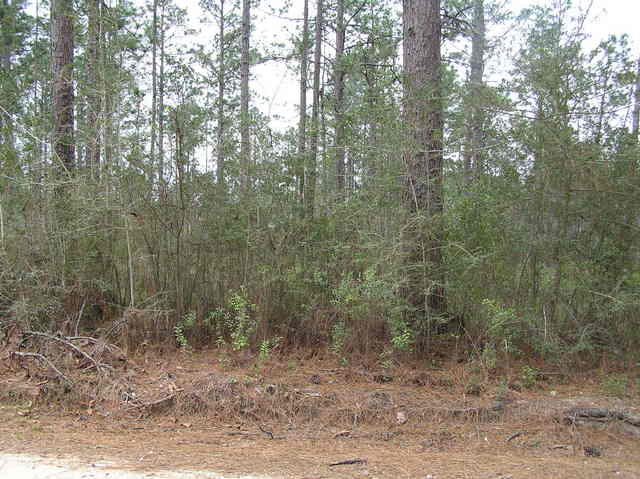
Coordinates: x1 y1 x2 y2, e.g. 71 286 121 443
66 336 127 362
507 431 523 442
549 444 571 450
329 458 367 467
23 331 112 372
259 425 274 439
258 425 286 439
11 351 72 386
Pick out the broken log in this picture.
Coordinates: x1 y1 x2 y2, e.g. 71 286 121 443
563 407 640 437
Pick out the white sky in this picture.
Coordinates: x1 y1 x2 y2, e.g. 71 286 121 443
510 0 639 50
253 0 640 131
24 0 640 130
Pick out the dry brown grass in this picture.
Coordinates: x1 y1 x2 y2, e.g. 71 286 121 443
0 345 639 478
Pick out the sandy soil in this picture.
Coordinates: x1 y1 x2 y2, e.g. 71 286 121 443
0 453 270 479
1 393 639 479
1 349 639 478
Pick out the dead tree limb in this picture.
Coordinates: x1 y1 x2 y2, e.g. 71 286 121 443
11 351 72 385
329 458 367 467
66 336 127 361
23 331 112 372
74 299 86 336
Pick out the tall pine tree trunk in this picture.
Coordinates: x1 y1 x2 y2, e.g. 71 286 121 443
52 0 75 170
102 21 114 171
333 0 345 197
240 0 250 193
0 0 15 151
297 0 309 207
305 0 322 218
403 0 447 337
463 0 485 181
631 58 640 158
86 0 101 176
217 0 226 192
150 0 158 184
158 0 166 186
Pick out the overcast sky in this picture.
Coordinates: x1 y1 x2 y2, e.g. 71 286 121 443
253 0 640 129
511 0 639 49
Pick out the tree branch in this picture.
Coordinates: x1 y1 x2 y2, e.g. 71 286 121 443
11 352 73 385
23 331 112 372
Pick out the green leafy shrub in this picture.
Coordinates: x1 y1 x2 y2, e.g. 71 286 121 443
227 289 256 351
331 267 412 353
258 336 281 361
207 288 256 351
521 365 540 389
330 319 348 356
174 311 196 350
480 299 525 368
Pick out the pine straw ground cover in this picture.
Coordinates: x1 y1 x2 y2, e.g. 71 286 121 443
0 344 639 478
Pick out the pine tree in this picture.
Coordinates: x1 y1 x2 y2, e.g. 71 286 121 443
52 0 75 170
403 0 447 339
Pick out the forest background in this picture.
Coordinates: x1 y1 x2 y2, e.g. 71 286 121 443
1 0 639 370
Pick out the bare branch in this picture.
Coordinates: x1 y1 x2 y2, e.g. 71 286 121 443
11 351 72 385
23 331 113 372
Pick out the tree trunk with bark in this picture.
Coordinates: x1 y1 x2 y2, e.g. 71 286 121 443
305 0 323 218
631 57 640 177
0 0 15 151
240 0 251 193
632 58 640 143
217 0 227 191
150 0 158 183
403 0 446 335
297 0 309 206
158 0 166 185
334 0 346 197
86 0 101 176
463 0 485 181
52 0 75 170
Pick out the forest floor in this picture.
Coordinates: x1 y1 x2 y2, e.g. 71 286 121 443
1 347 640 479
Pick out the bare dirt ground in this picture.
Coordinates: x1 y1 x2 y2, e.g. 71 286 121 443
1 348 639 479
